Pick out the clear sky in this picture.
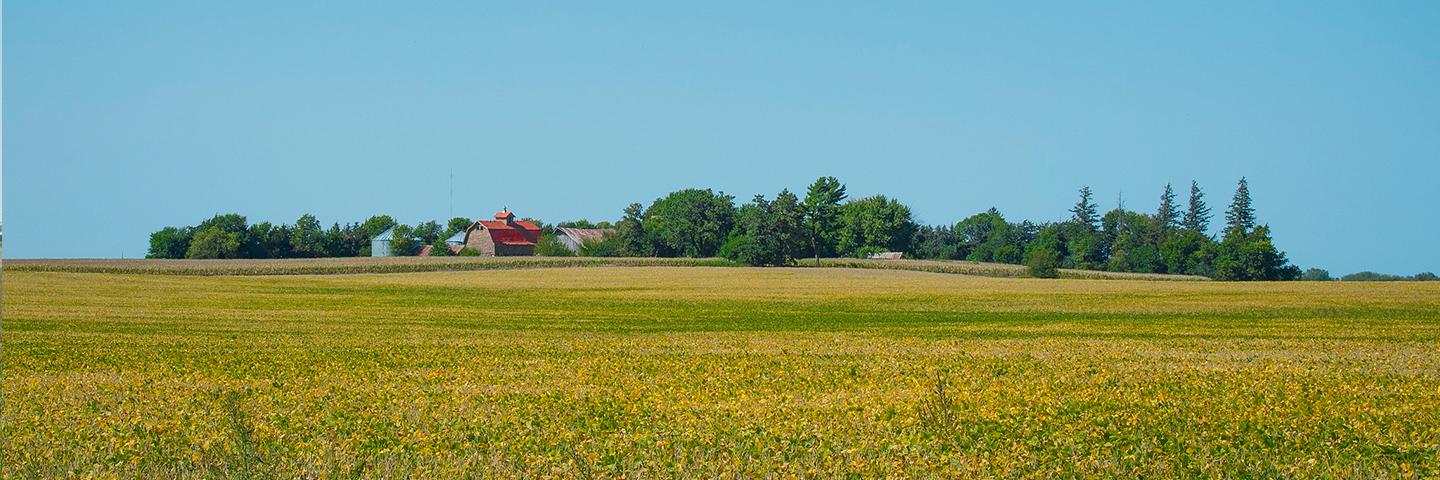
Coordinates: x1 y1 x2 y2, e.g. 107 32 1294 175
4 1 1438 274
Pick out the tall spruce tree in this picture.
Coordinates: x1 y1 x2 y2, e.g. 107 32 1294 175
1225 177 1256 234
772 189 805 265
801 176 847 265
1182 180 1211 234
1156 183 1179 230
1070 186 1099 231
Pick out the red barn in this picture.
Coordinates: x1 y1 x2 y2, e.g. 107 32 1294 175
462 210 542 256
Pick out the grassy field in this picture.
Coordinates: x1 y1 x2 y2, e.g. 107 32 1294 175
3 266 1438 478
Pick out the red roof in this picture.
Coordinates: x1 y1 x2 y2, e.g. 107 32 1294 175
495 211 515 220
473 219 541 246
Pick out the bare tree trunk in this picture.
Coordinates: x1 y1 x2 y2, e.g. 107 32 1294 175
811 232 820 267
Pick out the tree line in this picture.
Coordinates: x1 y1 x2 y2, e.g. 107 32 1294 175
149 176 1347 281
147 214 479 259
148 212 624 260
600 176 1300 280
1332 271 1438 282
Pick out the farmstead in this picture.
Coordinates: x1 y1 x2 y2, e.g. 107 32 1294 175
9 2 1439 478
461 210 543 256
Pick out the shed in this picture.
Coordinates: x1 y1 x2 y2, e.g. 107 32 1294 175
554 227 615 253
445 231 467 254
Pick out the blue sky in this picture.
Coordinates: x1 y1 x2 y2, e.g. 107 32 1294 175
4 1 1438 274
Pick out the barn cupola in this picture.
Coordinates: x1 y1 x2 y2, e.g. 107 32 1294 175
495 209 516 225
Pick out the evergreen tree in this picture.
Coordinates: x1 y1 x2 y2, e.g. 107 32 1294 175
801 176 847 265
1182 180 1211 233
1156 183 1179 230
1069 186 1099 231
771 189 805 264
1225 177 1256 234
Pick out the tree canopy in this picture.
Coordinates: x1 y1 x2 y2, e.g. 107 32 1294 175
145 176 1308 281
642 188 736 258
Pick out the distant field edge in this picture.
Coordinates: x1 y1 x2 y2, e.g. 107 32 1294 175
0 257 739 276
2 257 1208 280
814 258 1209 281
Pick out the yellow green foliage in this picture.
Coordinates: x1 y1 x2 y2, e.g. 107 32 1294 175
3 267 1438 477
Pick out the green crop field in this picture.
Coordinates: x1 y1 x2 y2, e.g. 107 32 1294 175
3 266 1439 478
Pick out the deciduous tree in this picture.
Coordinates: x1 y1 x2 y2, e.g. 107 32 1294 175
445 217 472 237
836 195 916 257
643 189 736 257
614 203 653 257
146 226 191 259
186 226 241 259
290 214 326 258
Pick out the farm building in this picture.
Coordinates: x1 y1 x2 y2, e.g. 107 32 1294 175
371 227 424 256
370 227 397 257
444 231 467 254
463 210 542 256
554 227 615 253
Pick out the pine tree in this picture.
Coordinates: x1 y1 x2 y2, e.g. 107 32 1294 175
1182 181 1211 234
1225 177 1256 234
1156 183 1179 230
801 176 847 265
1070 186 1099 231
772 189 805 264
